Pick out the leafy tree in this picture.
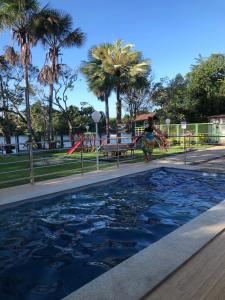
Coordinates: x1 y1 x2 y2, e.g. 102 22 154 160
0 59 48 147
152 74 195 122
81 56 113 141
53 66 78 140
121 76 152 119
188 54 225 120
30 100 48 141
91 40 150 131
0 0 54 141
109 117 117 132
0 55 14 151
37 10 85 142
53 66 95 144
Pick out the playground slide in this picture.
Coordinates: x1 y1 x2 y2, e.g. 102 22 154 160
67 140 81 154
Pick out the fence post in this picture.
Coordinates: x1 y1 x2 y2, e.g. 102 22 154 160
184 135 187 165
116 136 119 168
80 137 84 175
29 141 34 184
195 124 198 145
95 123 99 171
176 125 179 142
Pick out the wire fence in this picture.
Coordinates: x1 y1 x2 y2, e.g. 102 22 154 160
136 123 225 144
0 134 224 189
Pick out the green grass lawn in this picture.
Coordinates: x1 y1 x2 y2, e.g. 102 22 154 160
0 143 209 189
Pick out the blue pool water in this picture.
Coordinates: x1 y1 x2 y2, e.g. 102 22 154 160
0 168 225 299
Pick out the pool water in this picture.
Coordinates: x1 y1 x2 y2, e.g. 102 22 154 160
0 168 225 299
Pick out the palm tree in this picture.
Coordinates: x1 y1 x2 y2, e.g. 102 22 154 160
81 58 113 141
92 40 150 132
0 0 53 142
37 11 85 143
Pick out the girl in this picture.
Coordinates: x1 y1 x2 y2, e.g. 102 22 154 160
139 117 168 162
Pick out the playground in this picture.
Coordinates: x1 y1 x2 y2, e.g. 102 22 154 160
1 113 225 189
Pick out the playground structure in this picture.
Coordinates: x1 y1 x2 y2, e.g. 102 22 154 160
67 134 141 156
67 131 168 159
67 132 97 154
67 113 169 156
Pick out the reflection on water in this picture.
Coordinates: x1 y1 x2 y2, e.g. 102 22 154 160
0 168 225 299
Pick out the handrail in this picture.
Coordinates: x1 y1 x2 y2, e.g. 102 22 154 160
0 134 225 188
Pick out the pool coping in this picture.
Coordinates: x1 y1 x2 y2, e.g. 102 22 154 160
63 198 225 300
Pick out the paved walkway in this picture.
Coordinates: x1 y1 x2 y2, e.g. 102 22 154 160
160 145 225 165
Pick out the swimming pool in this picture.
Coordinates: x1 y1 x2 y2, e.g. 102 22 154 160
0 167 225 300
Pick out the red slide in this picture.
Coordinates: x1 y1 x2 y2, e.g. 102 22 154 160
67 140 81 154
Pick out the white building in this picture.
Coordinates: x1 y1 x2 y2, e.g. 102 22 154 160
209 115 225 143
209 114 225 124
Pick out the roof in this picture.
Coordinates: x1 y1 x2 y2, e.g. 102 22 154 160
135 113 156 122
209 114 225 119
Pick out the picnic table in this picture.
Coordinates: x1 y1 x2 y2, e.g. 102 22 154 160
102 143 130 156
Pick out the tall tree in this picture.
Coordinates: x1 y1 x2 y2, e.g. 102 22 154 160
81 57 113 141
121 76 152 119
0 0 53 141
0 55 13 151
91 40 150 131
152 74 193 122
37 11 85 143
53 66 81 144
188 54 225 120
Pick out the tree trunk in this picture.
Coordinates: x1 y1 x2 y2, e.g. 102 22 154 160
2 112 12 154
48 83 54 148
116 86 122 143
104 94 110 143
60 134 64 148
0 76 12 153
3 132 12 154
68 120 74 147
15 135 20 154
24 63 32 142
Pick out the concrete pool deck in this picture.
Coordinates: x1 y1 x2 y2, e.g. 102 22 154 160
1 145 225 300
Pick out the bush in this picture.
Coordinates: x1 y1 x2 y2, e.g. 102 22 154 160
198 134 209 144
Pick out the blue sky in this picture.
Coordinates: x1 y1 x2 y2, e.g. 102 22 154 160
1 0 225 116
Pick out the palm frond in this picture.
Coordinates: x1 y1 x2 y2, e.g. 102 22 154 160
38 65 54 85
61 28 85 48
4 46 19 66
33 9 73 45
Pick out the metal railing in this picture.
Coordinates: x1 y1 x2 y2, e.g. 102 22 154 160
0 134 224 188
